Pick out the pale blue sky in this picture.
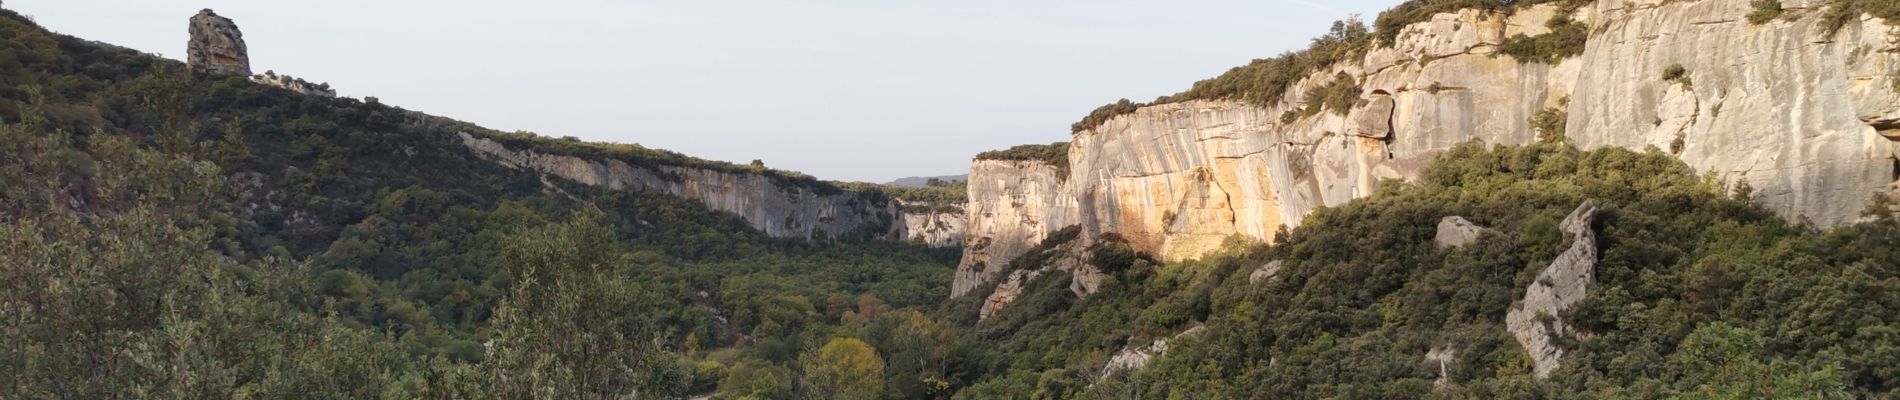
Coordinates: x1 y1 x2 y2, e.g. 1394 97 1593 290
12 0 1400 182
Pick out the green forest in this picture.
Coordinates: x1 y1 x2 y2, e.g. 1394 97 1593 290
4 1 1900 399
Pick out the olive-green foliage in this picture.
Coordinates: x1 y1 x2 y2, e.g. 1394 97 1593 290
844 179 967 214
0 122 413 398
1302 72 1362 118
949 142 1900 398
1664 64 1693 88
1070 19 1373 133
479 213 689 398
1748 0 1785 24
800 337 887 400
1072 98 1143 133
1498 9 1590 64
1531 106 1567 142
974 142 1071 179
1375 0 1591 44
1820 0 1900 35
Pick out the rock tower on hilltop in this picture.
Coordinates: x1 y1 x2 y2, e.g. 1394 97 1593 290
187 9 249 76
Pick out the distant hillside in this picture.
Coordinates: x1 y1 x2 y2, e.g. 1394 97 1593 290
886 174 967 188
0 7 956 397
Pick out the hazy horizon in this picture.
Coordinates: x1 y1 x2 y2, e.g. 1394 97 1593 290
11 0 1400 182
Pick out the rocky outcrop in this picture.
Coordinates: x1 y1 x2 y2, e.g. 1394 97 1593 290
458 132 905 240
1505 200 1599 378
187 9 249 76
1427 345 1458 389
1101 325 1205 379
953 159 1076 297
902 207 965 248
954 0 1900 299
1248 260 1284 285
1435 216 1485 249
977 233 1100 321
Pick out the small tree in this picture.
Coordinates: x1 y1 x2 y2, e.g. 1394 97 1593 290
800 337 885 400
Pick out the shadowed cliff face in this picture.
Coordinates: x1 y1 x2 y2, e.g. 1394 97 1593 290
954 0 1900 299
457 132 969 242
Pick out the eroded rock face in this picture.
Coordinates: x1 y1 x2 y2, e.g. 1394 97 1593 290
187 9 249 76
1435 216 1485 249
1506 200 1599 378
1565 0 1900 225
952 0 1900 300
458 133 908 240
977 233 1099 321
902 208 966 248
953 159 1076 297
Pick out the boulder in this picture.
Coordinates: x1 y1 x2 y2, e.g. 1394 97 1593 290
1249 260 1284 285
1434 216 1484 249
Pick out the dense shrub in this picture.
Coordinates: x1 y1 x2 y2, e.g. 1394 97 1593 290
1663 64 1693 88
1498 9 1590 64
1821 0 1900 35
1531 105 1567 142
974 142 1071 179
1748 0 1785 24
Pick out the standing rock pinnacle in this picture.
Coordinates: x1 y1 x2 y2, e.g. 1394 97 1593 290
187 9 250 76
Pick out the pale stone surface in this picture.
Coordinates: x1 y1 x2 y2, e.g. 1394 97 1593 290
953 159 1076 297
901 207 966 248
1506 200 1600 379
187 9 249 76
952 0 1900 301
458 133 911 241
1427 345 1458 388
1249 260 1284 285
1350 94 1397 139
1101 325 1205 379
1565 0 1899 225
1435 216 1485 249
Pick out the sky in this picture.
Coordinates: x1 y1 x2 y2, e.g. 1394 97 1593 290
11 0 1402 183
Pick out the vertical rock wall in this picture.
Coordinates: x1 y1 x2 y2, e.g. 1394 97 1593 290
458 133 917 241
954 0 1900 299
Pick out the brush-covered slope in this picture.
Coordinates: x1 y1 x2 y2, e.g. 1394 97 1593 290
945 142 1900 398
0 7 960 398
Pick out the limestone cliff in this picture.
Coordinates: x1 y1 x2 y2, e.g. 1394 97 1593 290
902 207 967 248
953 158 1077 297
458 132 928 241
955 0 1900 299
